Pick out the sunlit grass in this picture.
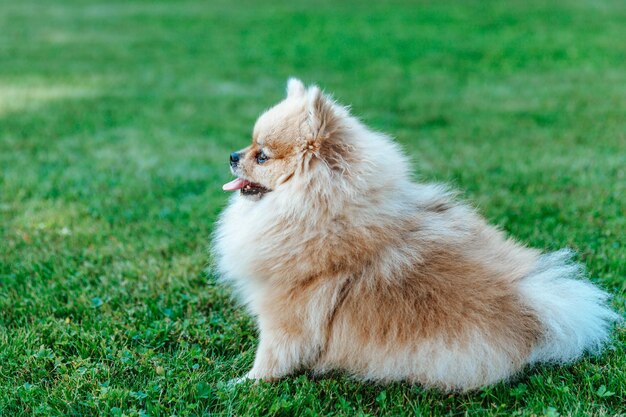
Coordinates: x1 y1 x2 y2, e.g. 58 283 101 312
0 84 94 116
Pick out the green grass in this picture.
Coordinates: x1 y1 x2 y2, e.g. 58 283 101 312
1 0 625 415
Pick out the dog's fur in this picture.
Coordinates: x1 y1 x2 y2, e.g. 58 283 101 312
213 78 618 391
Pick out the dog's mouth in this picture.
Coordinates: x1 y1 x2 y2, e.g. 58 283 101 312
222 178 271 197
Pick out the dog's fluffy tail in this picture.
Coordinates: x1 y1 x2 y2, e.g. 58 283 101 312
519 249 620 364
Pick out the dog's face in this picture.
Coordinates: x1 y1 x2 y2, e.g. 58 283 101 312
223 78 346 199
224 93 306 197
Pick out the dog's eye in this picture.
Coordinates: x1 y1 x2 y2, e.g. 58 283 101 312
256 151 269 164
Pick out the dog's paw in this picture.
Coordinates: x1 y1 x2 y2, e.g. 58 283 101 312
227 370 281 387
227 375 251 387
226 370 263 387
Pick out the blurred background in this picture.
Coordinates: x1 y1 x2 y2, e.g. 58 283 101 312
1 0 624 415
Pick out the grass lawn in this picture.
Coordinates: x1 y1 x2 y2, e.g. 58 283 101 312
1 0 625 415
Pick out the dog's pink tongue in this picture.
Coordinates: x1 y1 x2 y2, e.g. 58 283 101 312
222 178 249 191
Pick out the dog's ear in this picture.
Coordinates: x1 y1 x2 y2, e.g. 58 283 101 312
286 77 306 99
306 85 345 143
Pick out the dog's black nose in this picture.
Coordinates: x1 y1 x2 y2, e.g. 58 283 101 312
230 152 240 165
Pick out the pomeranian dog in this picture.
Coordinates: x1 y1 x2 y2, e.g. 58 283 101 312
213 78 618 391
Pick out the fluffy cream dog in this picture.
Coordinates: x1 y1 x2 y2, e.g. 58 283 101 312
213 78 618 391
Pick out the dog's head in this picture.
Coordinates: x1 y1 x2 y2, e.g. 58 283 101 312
223 78 351 199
